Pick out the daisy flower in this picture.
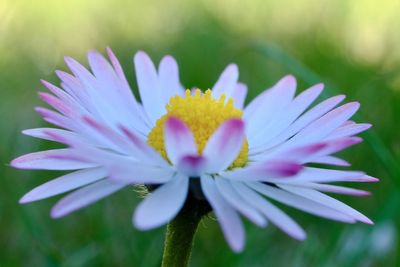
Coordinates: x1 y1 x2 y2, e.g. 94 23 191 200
11 48 377 252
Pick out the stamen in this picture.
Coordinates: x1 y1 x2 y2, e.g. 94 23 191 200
147 89 248 169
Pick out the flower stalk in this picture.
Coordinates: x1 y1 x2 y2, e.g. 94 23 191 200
161 196 210 267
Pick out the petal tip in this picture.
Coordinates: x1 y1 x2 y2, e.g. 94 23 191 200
19 194 31 204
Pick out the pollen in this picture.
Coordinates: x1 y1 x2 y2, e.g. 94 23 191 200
147 89 248 169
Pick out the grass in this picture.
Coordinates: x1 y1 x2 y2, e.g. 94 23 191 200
1 1 400 266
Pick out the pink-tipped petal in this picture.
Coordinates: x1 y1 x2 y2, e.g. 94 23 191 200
176 155 206 177
222 160 303 181
203 119 245 172
35 107 76 131
11 149 97 170
106 47 130 85
164 117 197 164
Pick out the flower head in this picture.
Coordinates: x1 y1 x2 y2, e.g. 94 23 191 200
11 49 377 252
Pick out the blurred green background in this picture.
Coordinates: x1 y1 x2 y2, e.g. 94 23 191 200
1 0 400 266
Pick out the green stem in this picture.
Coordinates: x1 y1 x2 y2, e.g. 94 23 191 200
161 199 209 267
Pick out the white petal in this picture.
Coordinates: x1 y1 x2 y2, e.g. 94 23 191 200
244 75 296 138
20 168 107 203
212 64 239 99
134 51 165 124
293 182 370 196
258 95 345 151
325 123 372 140
284 102 360 147
215 178 267 227
134 174 189 230
232 182 306 240
51 179 125 218
164 117 197 164
231 83 248 109
120 126 169 167
107 157 174 184
248 83 323 150
88 50 150 132
311 155 350 166
290 167 369 183
279 185 373 224
248 182 356 223
159 55 184 103
201 175 245 252
203 119 245 172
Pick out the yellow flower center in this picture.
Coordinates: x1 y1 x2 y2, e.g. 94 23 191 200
147 89 248 169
